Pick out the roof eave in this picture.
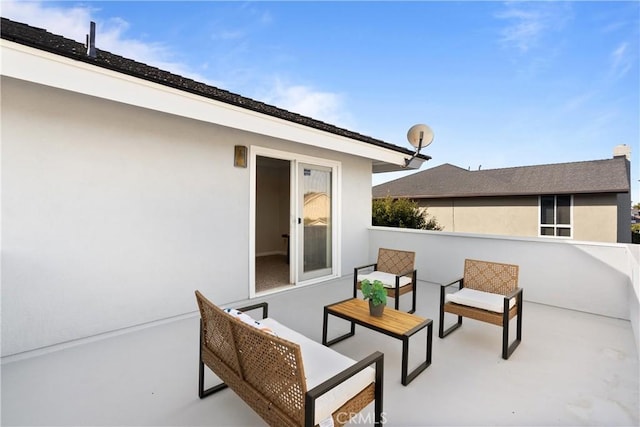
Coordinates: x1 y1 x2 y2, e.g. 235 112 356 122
0 18 425 164
373 189 630 199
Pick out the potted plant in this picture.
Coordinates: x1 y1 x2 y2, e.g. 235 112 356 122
361 279 387 317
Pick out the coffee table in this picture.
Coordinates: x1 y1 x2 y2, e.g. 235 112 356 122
322 298 432 386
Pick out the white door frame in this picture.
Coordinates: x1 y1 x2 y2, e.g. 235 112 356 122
249 146 341 297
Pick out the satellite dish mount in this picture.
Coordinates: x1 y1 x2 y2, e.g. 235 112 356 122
404 124 434 168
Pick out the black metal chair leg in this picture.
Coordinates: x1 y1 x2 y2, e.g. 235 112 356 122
439 285 462 338
502 292 524 359
409 283 416 314
198 321 228 398
502 310 509 359
198 360 228 398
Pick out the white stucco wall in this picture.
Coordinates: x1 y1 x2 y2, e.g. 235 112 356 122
369 227 632 320
1 76 374 356
627 244 640 356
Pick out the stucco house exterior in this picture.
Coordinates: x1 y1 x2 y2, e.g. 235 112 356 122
0 18 430 357
373 152 631 243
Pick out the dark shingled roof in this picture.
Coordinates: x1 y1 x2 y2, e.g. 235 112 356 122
373 157 630 199
0 17 429 162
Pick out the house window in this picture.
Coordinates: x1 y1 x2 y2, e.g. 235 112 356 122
539 195 572 238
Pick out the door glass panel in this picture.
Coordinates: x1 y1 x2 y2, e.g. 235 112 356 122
300 164 332 280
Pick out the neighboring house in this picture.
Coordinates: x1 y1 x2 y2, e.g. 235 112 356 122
303 192 330 225
373 150 631 243
0 18 429 357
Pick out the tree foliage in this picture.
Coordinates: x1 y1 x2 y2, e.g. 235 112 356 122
372 196 443 230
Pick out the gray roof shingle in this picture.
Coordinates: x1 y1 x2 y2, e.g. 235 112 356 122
0 17 429 162
373 157 630 199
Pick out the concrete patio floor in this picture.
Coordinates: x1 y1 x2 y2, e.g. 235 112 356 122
2 278 638 426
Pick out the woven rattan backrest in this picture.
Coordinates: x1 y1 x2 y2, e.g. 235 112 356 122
463 259 519 295
195 291 243 377
232 320 307 426
377 248 415 276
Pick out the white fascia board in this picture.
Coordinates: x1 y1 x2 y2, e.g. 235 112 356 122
1 40 408 167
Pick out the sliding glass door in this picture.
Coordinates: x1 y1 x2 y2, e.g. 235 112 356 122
251 147 339 295
298 163 333 281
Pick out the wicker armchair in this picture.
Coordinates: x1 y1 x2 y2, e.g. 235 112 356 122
439 259 523 359
195 291 384 427
354 248 417 313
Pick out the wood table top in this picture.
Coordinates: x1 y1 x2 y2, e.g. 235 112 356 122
326 298 429 336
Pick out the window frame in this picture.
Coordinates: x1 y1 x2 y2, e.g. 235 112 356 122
538 194 573 239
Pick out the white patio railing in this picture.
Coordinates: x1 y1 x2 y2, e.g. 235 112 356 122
368 226 640 357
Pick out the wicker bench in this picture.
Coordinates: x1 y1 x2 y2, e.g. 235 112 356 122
438 259 523 359
195 290 384 427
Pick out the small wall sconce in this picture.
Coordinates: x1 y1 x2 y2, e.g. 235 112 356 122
234 145 247 168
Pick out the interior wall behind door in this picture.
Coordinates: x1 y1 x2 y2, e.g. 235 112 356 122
255 156 290 256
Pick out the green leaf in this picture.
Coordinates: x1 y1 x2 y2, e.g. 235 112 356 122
361 279 387 306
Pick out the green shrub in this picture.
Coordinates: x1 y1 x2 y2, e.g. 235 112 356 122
372 196 442 230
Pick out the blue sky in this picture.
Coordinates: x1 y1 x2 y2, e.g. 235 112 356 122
3 1 639 203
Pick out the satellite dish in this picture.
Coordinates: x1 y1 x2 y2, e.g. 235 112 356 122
407 124 434 150
403 123 434 168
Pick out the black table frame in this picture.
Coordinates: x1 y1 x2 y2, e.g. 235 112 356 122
322 298 432 386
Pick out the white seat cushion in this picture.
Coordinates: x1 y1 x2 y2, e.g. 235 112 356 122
223 308 276 335
260 318 375 425
358 270 412 288
445 287 515 313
